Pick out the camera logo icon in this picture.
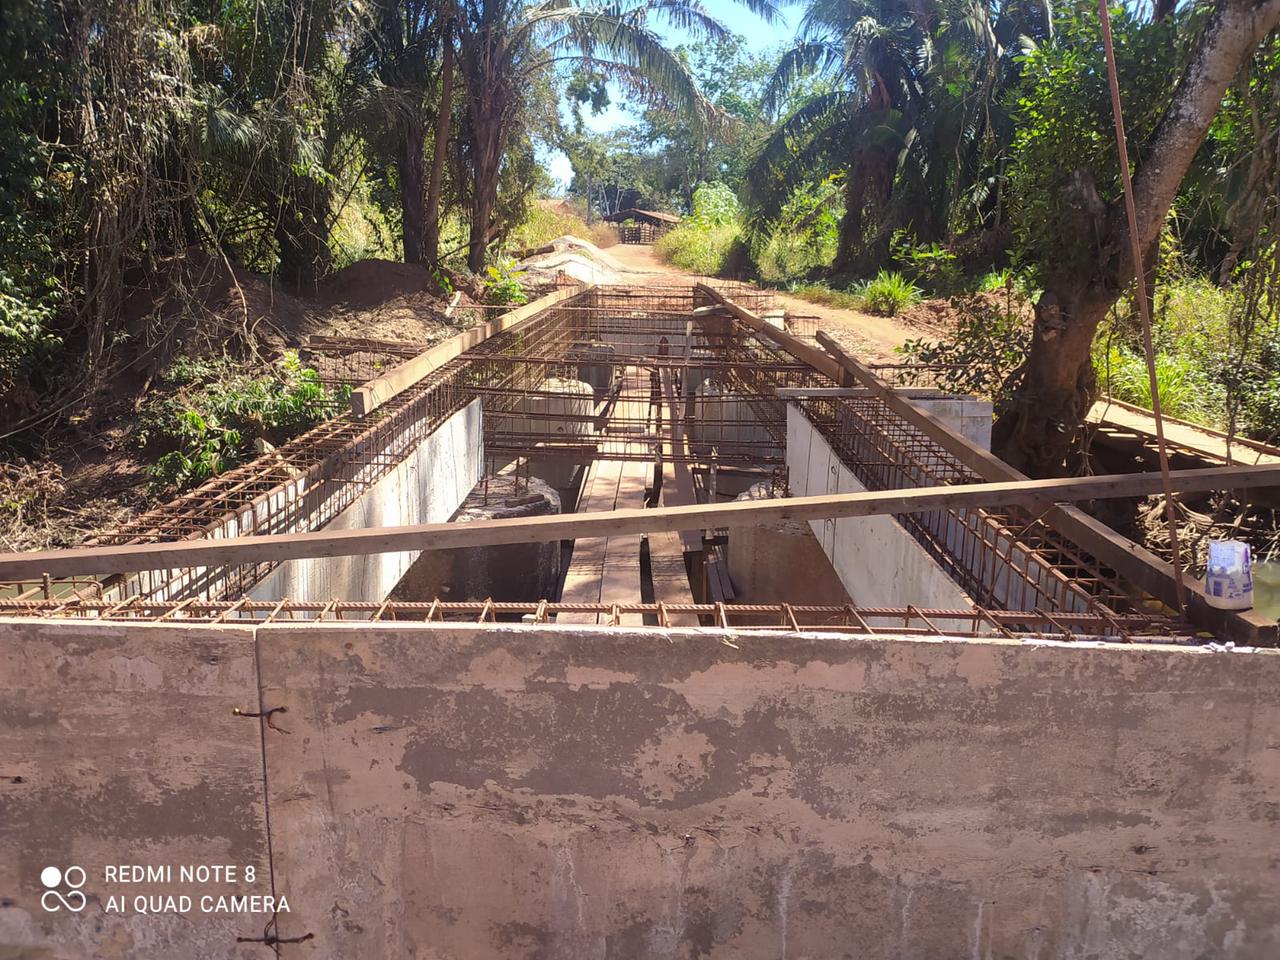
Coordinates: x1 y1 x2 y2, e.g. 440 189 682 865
40 866 87 913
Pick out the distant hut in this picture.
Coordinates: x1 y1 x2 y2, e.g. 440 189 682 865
602 208 682 244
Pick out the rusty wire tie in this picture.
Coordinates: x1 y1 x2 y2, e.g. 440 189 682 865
232 705 291 734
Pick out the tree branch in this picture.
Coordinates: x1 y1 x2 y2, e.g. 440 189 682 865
1121 0 1280 260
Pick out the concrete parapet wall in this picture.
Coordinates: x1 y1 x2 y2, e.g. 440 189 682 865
246 399 482 604
916 395 993 449
787 403 974 617
0 619 267 958
2 617 1278 958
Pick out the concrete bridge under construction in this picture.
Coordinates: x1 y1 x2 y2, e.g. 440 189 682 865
2 281 1278 958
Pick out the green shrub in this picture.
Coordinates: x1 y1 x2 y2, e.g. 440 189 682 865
853 271 923 316
655 222 743 276
1096 344 1220 425
481 258 528 305
654 182 747 276
149 411 244 491
898 294 1031 405
754 180 842 282
689 181 740 225
0 270 60 379
891 233 962 295
141 351 348 491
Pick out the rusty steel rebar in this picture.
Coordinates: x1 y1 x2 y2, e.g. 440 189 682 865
1098 0 1189 614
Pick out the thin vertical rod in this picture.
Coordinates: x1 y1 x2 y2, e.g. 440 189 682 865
1098 0 1188 614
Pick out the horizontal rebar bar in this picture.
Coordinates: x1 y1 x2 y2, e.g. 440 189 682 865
0 597 1195 640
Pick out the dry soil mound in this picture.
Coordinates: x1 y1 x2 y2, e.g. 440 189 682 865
321 259 439 309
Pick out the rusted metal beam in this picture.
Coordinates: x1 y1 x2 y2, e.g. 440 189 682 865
0 597 1193 640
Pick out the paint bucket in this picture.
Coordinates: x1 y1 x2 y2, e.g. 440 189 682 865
1204 539 1253 610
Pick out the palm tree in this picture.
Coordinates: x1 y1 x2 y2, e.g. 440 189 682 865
744 0 1047 274
450 0 780 273
347 0 454 265
187 0 348 290
744 0 930 272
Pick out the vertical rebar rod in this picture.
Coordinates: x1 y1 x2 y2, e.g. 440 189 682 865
1098 0 1188 614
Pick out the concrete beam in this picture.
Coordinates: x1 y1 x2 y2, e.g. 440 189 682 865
351 285 589 416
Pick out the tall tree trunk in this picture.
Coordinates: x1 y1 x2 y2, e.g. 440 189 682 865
834 166 867 271
993 0 1280 475
835 151 893 273
468 111 503 273
424 29 454 265
276 174 332 292
400 113 427 265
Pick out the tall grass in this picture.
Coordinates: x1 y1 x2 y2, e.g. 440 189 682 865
785 271 923 316
1097 345 1222 425
505 200 616 252
655 222 742 276
851 271 923 315
1094 277 1233 426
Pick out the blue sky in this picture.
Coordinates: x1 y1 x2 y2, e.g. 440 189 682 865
545 0 801 190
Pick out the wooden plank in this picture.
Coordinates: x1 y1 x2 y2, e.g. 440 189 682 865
694 283 852 386
704 545 736 603
660 370 703 553
559 459 623 623
647 529 699 624
1088 397 1280 466
351 284 588 416
2 464 1278 581
813 328 1278 644
599 459 649 625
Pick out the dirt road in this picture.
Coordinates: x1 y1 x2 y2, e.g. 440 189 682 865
603 242 919 363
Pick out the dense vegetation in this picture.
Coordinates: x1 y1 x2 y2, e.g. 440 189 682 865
599 0 1280 471
0 0 776 442
2 0 1278 482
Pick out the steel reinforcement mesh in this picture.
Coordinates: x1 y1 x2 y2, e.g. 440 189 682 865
0 282 1181 640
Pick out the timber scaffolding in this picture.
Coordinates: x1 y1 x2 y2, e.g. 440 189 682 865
0 281 1273 644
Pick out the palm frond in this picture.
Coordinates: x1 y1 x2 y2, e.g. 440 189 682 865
533 9 714 123
761 40 845 116
640 0 728 41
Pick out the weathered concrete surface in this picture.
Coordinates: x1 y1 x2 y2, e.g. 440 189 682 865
248 398 482 604
915 396 993 450
727 482 852 613
0 620 271 958
787 404 974 619
256 622 1280 959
